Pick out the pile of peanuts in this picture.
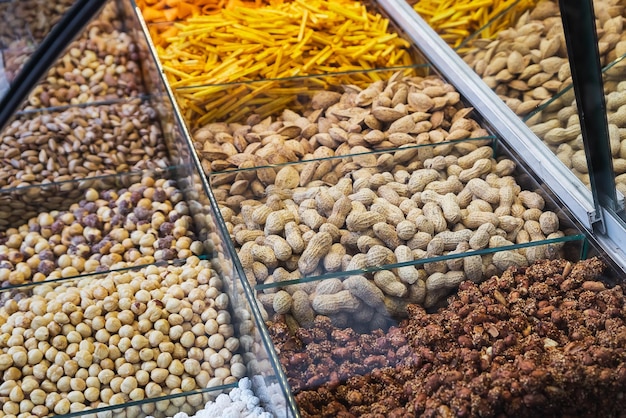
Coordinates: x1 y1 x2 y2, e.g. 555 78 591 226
0 256 245 418
0 177 204 299
461 0 624 118
197 74 573 330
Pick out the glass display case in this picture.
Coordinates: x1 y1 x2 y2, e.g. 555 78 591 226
2 0 626 417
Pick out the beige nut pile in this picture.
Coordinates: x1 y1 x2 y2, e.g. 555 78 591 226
22 1 144 109
461 0 624 118
527 80 626 192
193 72 489 176
0 257 243 418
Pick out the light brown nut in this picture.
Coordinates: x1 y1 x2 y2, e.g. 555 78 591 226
458 159 492 183
323 243 347 272
272 291 293 314
422 202 447 234
366 245 396 267
374 270 408 297
344 275 385 308
264 210 295 235
396 220 417 241
373 222 401 249
346 211 385 232
539 211 559 235
264 235 293 262
463 255 484 283
466 178 500 204
301 209 326 230
434 230 473 251
492 250 529 271
408 169 440 193
311 290 361 315
315 278 344 295
251 244 278 269
462 211 500 229
298 232 333 274
425 270 465 292
469 223 496 250
290 290 315 328
284 222 305 254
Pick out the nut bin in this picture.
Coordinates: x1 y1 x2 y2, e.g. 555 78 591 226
209 146 587 327
0 258 241 418
188 70 493 174
0 99 169 221
270 257 626 417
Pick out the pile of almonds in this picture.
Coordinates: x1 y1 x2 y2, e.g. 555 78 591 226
193 72 487 175
461 0 624 118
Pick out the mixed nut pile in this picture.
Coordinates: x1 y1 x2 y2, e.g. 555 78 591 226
270 257 626 417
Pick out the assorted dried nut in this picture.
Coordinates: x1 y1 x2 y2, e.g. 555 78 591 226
10 1 144 110
216 140 570 326
0 100 169 228
460 0 624 118
193 73 488 174
0 176 204 295
1 100 168 188
0 0 75 45
0 257 243 418
271 257 626 417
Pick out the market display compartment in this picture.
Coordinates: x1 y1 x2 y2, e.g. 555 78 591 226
129 0 626 414
163 63 606 415
0 0 294 417
455 0 626 193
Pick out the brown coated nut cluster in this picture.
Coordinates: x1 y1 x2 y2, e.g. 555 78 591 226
271 257 626 417
0 176 204 298
0 257 243 418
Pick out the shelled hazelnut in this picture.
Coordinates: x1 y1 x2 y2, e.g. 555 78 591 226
0 257 241 417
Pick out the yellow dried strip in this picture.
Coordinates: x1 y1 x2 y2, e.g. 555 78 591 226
412 0 537 48
152 0 415 89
